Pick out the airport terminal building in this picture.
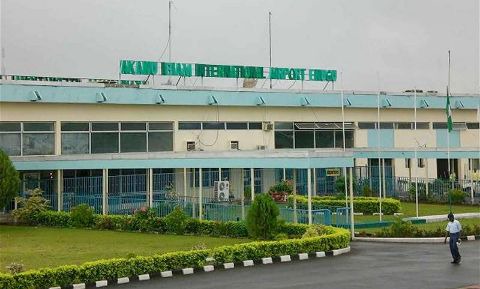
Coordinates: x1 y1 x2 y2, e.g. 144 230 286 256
1 66 479 216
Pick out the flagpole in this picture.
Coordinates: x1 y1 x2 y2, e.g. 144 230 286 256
447 50 452 211
414 88 419 217
377 89 382 222
268 11 272 89
341 71 348 207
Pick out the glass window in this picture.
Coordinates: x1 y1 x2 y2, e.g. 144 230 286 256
92 122 118 131
379 122 394 129
178 122 201 130
24 122 54 131
396 122 412 129
433 122 448 129
202 122 225 130
249 122 262 130
467 123 480 129
275 122 293 130
0 122 21 132
121 122 146 131
275 131 293 148
61 122 89 131
0 134 21 155
91 132 119 153
148 132 173 151
295 131 314 148
344 130 354 148
61 133 89 154
416 122 430 129
23 133 55 155
120 132 147 152
226 122 248 130
358 122 376 129
315 131 334 148
149 122 173 130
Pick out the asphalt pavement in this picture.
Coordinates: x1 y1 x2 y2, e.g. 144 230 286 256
111 241 480 289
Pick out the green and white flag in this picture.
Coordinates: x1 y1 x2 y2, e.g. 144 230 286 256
445 93 453 132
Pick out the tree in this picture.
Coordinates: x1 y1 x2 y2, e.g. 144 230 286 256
246 193 280 240
0 149 21 210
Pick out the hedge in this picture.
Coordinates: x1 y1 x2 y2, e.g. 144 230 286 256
0 226 350 289
289 195 401 215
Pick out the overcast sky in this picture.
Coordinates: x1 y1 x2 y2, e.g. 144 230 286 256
1 0 479 93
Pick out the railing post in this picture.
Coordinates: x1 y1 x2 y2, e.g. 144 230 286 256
349 167 355 239
250 168 255 202
183 168 187 203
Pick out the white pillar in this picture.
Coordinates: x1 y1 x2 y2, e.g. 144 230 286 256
102 169 109 215
56 169 63 212
199 168 203 220
293 169 297 223
425 159 429 197
470 159 474 204
349 167 355 239
250 168 255 202
183 168 187 203
192 169 196 218
382 158 387 198
282 168 286 181
307 168 312 225
241 169 245 220
343 167 348 206
313 168 317 196
219 168 222 181
148 169 153 208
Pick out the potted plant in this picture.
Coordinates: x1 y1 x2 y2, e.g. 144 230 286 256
268 180 293 203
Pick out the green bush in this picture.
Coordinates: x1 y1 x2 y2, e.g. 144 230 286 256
246 194 280 240
335 176 357 194
362 185 373 197
0 149 21 210
164 207 189 234
289 195 401 215
12 189 50 225
37 211 72 227
132 207 158 232
268 180 293 194
448 189 466 204
70 204 95 228
373 220 480 238
0 226 350 289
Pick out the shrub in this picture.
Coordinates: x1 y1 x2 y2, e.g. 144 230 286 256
246 194 280 240
362 185 373 197
12 189 50 225
448 189 466 204
388 218 417 237
244 187 252 201
335 176 357 194
132 207 158 232
164 207 189 234
0 149 21 210
37 211 72 227
302 227 319 238
268 180 293 194
71 204 95 228
274 233 289 240
5 263 23 274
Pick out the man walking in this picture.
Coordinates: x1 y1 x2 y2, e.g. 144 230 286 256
444 213 462 264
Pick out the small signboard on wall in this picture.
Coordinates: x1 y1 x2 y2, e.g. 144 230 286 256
326 168 341 177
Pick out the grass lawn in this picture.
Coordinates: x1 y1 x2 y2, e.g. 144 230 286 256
0 226 249 272
352 202 479 223
356 218 480 234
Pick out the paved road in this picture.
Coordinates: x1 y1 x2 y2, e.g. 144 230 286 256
113 242 480 289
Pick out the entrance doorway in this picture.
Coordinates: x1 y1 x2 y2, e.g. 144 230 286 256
436 159 458 179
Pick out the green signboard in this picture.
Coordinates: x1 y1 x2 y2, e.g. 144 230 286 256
120 60 336 81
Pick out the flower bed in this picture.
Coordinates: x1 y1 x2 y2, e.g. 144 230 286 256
289 195 401 215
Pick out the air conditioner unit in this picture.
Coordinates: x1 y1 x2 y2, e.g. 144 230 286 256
230 141 239 150
257 145 267 150
187 141 196 151
214 181 230 202
262 121 273 131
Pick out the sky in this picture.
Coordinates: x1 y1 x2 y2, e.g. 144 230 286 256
0 0 479 93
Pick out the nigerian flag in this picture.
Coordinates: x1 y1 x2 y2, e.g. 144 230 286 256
446 93 453 132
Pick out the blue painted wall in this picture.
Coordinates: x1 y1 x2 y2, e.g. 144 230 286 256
436 130 460 148
367 129 395 148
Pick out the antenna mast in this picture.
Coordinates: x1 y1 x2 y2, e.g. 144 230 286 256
268 11 272 89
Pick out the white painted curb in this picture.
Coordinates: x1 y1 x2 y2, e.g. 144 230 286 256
117 277 129 284
138 274 150 281
280 255 291 262
333 246 351 256
161 271 173 278
467 235 475 241
204 265 214 272
243 260 254 266
49 287 61 289
262 257 273 264
182 268 194 275
95 280 108 287
316 251 326 258
298 253 309 260
224 262 234 269
73 284 86 289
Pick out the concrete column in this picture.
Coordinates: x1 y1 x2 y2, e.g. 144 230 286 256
425 159 429 197
283 168 286 181
349 167 355 239
313 168 317 196
199 168 203 220
470 159 474 204
102 169 109 215
382 159 387 198
183 168 187 203
307 168 312 225
192 169 196 218
219 168 222 181
56 169 63 212
54 120 61 156
241 168 245 220
250 168 255 202
148 169 153 208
